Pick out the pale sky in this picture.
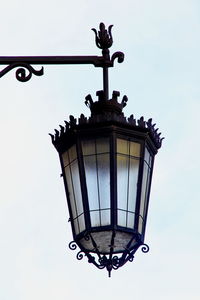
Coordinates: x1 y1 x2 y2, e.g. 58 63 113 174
0 1 200 299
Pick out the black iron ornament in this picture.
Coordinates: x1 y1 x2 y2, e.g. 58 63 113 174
0 23 163 276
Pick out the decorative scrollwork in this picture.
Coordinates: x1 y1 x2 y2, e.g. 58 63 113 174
140 243 150 253
68 238 150 276
0 63 43 82
112 256 120 269
77 251 84 260
69 241 77 251
98 255 107 266
111 51 124 65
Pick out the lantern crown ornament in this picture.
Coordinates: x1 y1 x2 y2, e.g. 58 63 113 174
50 23 163 277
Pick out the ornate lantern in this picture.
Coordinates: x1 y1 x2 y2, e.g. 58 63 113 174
50 23 163 276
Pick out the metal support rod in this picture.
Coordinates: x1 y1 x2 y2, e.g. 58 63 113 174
103 67 109 100
0 55 103 67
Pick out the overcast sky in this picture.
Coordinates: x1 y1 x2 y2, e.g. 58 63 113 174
0 0 200 299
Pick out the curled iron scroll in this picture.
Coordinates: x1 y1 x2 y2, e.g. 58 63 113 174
0 63 43 82
140 244 150 253
69 241 77 251
77 251 84 260
111 51 124 65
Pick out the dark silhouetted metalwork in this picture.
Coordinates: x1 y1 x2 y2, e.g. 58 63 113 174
0 23 124 101
0 22 163 276
49 23 163 277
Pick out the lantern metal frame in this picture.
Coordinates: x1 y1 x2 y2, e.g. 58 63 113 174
0 23 163 276
50 92 163 276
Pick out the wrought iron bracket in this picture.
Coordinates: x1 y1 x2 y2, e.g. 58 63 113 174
0 23 124 100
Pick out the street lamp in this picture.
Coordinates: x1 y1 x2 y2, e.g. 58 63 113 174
50 24 163 276
0 23 163 276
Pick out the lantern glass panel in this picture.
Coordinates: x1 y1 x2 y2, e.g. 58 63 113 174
62 146 85 235
138 147 152 234
117 138 141 228
82 138 110 227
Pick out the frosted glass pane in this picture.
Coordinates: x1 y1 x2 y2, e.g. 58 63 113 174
63 145 85 234
82 140 95 155
149 155 152 167
97 154 110 209
117 139 129 154
71 160 83 217
140 163 148 218
65 166 77 220
80 231 136 254
62 151 69 167
84 156 99 210
128 158 139 212
117 210 127 227
90 211 100 227
73 219 79 235
117 154 128 210
78 214 85 233
130 142 141 157
96 138 109 153
138 216 143 234
143 168 151 220
68 145 77 162
127 212 135 229
144 148 153 167
101 209 110 226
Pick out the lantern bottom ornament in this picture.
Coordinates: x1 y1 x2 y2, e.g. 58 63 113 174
69 232 149 277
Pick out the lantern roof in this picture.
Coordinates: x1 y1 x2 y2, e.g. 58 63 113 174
50 90 164 151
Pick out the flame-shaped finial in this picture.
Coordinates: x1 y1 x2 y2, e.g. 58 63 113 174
92 23 113 50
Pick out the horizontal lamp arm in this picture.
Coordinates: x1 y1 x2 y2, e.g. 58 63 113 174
0 23 124 100
0 55 105 67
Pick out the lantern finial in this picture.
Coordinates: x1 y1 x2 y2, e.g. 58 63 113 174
92 23 113 50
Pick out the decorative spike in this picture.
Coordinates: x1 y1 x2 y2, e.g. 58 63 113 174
85 94 93 107
48 133 54 143
54 129 59 138
137 116 145 128
151 123 156 130
69 115 77 127
146 118 152 128
128 114 136 125
154 128 159 134
64 120 69 131
112 90 120 102
79 114 87 124
160 137 165 143
59 125 64 135
121 95 128 107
